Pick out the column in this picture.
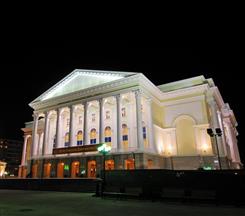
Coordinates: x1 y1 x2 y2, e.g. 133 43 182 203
116 95 121 150
135 90 144 151
83 102 88 145
207 98 225 156
146 98 156 153
21 135 29 166
99 98 104 143
31 113 39 157
42 112 49 155
69 105 75 147
55 108 61 148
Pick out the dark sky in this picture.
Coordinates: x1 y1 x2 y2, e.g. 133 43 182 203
0 39 244 163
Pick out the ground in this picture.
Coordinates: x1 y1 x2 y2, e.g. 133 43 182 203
0 190 244 216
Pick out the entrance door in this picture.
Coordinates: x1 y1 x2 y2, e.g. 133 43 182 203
43 163 51 178
57 162 64 178
125 159 135 170
105 160 115 170
87 160 96 178
71 161 80 178
32 164 38 178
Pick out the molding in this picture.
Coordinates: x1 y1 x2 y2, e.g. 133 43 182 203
31 74 142 111
160 84 209 101
161 95 205 106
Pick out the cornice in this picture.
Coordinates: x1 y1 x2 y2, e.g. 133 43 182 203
160 84 209 101
161 95 205 106
30 74 142 111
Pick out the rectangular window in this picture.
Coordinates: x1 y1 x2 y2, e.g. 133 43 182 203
122 135 128 141
90 139 96 144
106 110 110 119
121 107 126 117
78 116 83 125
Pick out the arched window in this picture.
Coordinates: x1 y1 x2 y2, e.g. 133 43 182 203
122 124 129 149
77 130 83 146
64 132 69 147
90 128 97 144
104 126 112 146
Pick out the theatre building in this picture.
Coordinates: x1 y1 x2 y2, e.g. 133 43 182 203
18 69 242 178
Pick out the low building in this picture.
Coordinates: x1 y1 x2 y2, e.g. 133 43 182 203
18 69 242 178
0 139 23 176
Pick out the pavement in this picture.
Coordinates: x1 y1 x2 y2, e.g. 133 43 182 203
0 190 244 216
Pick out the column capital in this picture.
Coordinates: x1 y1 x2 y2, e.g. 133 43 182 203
32 113 39 119
133 89 142 97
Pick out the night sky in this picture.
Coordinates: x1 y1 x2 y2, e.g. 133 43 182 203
0 39 244 164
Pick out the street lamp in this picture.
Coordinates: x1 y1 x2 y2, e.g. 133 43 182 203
207 128 222 170
97 143 111 194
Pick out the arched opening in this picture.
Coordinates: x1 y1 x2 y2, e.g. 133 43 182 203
90 129 97 144
71 161 80 178
87 160 96 178
47 111 57 152
105 159 114 170
104 126 112 147
147 159 153 169
43 163 51 178
122 124 129 150
60 109 70 148
57 162 64 178
77 130 83 146
174 115 196 156
125 159 135 170
31 164 38 178
64 132 69 147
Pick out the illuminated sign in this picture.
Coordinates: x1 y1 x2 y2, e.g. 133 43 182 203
64 165 69 170
53 144 101 155
203 166 212 170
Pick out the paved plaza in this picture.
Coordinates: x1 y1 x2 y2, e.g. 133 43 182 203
0 190 244 216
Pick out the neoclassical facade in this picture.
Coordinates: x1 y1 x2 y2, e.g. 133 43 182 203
19 69 242 178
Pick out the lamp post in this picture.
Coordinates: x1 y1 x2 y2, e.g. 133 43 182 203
207 128 222 170
132 152 136 169
97 143 111 195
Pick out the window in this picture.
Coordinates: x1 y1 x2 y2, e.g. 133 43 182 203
106 110 110 119
143 127 147 139
90 129 96 144
66 118 70 127
77 130 83 145
121 107 126 117
105 137 112 142
64 132 69 147
122 135 128 141
78 116 83 125
92 113 96 122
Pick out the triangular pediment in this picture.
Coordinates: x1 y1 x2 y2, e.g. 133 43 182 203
32 69 137 103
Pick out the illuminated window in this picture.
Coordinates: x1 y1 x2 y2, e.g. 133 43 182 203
77 130 83 145
104 126 112 145
64 132 69 147
90 128 96 144
106 110 110 119
121 107 126 117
